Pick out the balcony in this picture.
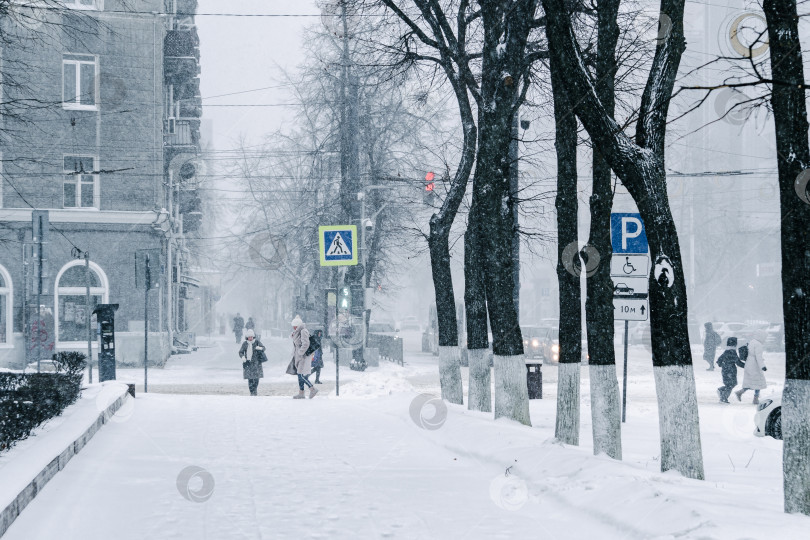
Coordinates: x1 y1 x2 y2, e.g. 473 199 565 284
164 119 199 147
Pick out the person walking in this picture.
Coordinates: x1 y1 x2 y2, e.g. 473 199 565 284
291 315 317 399
239 329 266 396
246 317 255 331
703 322 722 371
735 337 767 404
311 329 324 384
233 313 245 344
716 337 743 403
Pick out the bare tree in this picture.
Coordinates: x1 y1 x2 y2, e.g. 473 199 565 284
585 0 623 460
760 0 810 515
371 0 481 405
542 0 704 478
549 52 581 444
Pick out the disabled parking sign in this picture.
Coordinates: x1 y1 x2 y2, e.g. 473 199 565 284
319 225 358 266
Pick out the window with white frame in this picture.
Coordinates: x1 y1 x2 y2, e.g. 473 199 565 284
62 0 101 10
0 265 12 345
55 262 108 343
63 54 97 109
63 155 99 208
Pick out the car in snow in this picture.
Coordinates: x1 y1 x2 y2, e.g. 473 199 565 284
764 323 785 352
368 321 398 334
713 321 752 342
400 316 421 332
541 327 560 363
754 396 782 440
23 360 61 373
521 326 547 359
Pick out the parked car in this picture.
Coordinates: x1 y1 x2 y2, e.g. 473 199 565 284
368 321 398 334
24 360 60 373
629 322 648 345
714 321 751 342
764 323 785 352
754 396 782 440
541 327 559 363
400 316 421 332
521 326 547 359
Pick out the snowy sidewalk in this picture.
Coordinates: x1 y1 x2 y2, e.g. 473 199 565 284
2 383 807 539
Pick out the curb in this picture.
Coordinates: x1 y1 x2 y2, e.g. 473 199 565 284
0 387 130 537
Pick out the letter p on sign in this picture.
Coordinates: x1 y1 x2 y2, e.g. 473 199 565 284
611 213 649 254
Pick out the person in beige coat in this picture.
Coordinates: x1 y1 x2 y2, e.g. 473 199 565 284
736 338 767 404
291 315 317 399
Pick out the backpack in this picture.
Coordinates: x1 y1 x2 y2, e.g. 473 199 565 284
305 333 322 356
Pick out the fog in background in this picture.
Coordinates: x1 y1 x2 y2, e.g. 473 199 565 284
196 0 788 334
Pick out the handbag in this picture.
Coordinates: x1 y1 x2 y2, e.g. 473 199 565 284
257 350 268 363
285 357 297 375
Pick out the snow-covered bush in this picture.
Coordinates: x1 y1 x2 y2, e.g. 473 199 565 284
0 351 86 451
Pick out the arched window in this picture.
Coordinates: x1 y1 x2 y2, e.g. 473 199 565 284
54 261 108 343
0 265 12 346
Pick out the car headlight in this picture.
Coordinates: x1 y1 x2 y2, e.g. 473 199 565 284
532 339 539 347
523 340 528 346
552 344 559 353
757 399 773 412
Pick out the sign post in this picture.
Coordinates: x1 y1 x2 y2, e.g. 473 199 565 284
136 249 160 393
611 213 650 423
319 225 360 377
325 288 338 396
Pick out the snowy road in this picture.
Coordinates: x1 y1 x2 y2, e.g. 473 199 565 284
3 334 807 539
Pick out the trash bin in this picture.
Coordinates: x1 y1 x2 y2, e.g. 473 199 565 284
526 360 542 399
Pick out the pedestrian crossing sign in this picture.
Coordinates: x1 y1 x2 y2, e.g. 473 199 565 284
319 225 358 266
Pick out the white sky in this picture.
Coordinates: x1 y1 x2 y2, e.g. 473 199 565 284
197 0 321 151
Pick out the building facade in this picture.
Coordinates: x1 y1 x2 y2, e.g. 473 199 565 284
0 0 203 368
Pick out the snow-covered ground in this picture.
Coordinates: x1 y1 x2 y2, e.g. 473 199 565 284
2 332 805 539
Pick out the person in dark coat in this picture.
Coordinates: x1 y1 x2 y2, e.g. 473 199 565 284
245 317 255 331
233 313 245 344
239 329 265 396
311 329 324 384
716 337 743 403
703 322 722 371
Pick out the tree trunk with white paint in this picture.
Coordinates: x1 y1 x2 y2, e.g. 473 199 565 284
550 49 581 445
493 355 531 426
589 364 622 458
653 365 703 478
465 227 491 412
555 363 580 444
762 0 810 514
467 348 492 413
438 346 463 404
543 0 704 479
585 0 622 460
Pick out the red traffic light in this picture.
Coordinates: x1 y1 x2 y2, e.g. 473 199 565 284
425 183 434 192
425 171 435 182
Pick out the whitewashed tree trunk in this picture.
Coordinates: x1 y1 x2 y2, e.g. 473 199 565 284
438 346 463 405
493 355 531 426
467 348 491 412
652 365 704 479
783 379 810 513
555 362 580 445
589 364 622 459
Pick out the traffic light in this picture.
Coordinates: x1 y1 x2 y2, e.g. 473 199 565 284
339 286 351 313
423 171 436 205
349 285 364 317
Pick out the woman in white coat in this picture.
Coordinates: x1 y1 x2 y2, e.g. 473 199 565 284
736 338 767 404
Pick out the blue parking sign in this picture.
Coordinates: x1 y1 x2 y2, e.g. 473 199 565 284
611 213 648 254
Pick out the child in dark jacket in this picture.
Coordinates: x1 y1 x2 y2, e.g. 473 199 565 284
311 329 324 384
717 337 744 403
